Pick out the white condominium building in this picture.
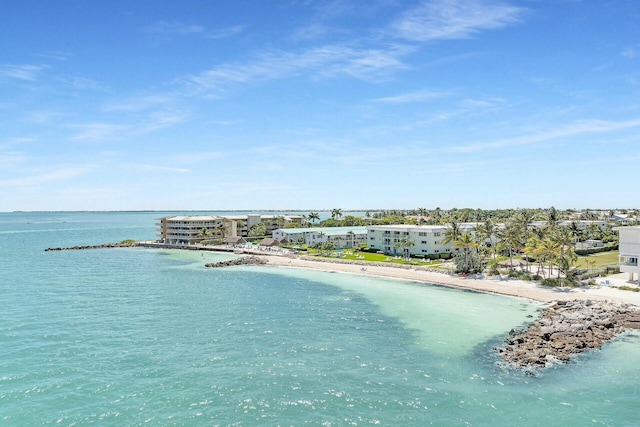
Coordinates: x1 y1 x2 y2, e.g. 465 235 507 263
272 226 368 249
614 226 640 284
366 223 489 257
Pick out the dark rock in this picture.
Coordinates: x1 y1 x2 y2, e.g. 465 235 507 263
497 300 640 370
205 256 267 268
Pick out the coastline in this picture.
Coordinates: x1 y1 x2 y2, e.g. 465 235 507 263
261 254 640 307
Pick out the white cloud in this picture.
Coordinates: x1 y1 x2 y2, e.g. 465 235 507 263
622 47 636 59
126 163 191 174
180 43 413 93
0 167 90 187
68 123 129 141
451 118 640 153
373 89 450 103
391 0 525 42
145 21 205 36
0 64 48 81
207 25 244 39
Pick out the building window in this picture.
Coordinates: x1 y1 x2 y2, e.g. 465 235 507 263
434 232 441 237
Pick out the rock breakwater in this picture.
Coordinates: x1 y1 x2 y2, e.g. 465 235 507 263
205 256 267 268
45 242 136 251
498 300 640 371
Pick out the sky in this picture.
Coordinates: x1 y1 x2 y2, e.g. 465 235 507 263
1 0 640 212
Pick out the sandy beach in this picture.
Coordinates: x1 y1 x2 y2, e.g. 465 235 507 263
262 255 640 306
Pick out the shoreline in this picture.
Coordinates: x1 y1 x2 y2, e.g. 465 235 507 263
45 241 640 306
260 254 640 307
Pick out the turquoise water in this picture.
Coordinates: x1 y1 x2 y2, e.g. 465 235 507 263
1 212 639 426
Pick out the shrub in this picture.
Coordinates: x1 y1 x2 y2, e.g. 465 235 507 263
574 244 618 256
439 253 452 260
540 278 576 288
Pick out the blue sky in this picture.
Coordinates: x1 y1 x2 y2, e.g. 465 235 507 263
1 0 639 211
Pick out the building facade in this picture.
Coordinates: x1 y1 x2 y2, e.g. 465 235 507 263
272 226 368 249
157 214 303 244
366 223 494 257
614 226 640 284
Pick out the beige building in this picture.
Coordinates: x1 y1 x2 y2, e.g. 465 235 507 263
157 214 303 244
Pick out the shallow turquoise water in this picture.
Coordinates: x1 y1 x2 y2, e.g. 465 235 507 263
1 212 639 426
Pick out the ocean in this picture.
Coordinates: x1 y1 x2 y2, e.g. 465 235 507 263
1 212 638 426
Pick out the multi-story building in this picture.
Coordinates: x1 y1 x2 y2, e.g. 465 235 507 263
366 223 494 257
156 215 225 245
272 226 368 249
156 213 303 244
614 226 640 284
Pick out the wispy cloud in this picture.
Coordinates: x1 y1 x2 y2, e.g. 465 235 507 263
68 123 129 141
144 21 206 36
126 163 191 174
451 118 640 153
180 43 413 93
103 95 175 112
144 21 243 39
390 0 525 42
373 89 450 103
0 64 48 81
207 25 244 39
622 47 636 59
134 111 188 134
0 167 90 187
35 51 72 61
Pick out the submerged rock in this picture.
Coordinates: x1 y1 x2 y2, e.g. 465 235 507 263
497 300 640 370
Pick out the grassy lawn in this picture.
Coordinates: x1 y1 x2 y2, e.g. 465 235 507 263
576 250 619 268
306 249 444 266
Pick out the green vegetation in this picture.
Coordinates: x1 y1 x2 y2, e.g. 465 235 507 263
307 248 442 266
576 250 619 268
120 239 135 244
291 206 630 285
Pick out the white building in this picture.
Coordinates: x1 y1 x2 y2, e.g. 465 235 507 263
272 226 368 249
366 223 492 257
614 226 640 284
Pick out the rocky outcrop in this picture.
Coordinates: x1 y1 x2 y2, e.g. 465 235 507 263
205 256 267 268
497 300 640 371
45 242 136 251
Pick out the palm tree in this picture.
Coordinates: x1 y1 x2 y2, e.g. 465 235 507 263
515 209 535 271
567 221 582 244
524 236 544 277
442 220 461 247
393 237 415 261
454 232 478 269
497 221 521 270
197 227 213 242
331 208 343 220
475 219 497 260
308 211 320 225
538 237 561 279
552 227 574 279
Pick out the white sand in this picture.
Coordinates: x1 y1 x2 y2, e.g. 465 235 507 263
262 255 640 306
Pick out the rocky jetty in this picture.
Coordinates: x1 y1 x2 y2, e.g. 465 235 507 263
45 242 136 251
205 256 267 268
498 300 640 371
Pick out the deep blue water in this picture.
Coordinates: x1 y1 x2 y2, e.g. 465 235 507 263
0 212 638 426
